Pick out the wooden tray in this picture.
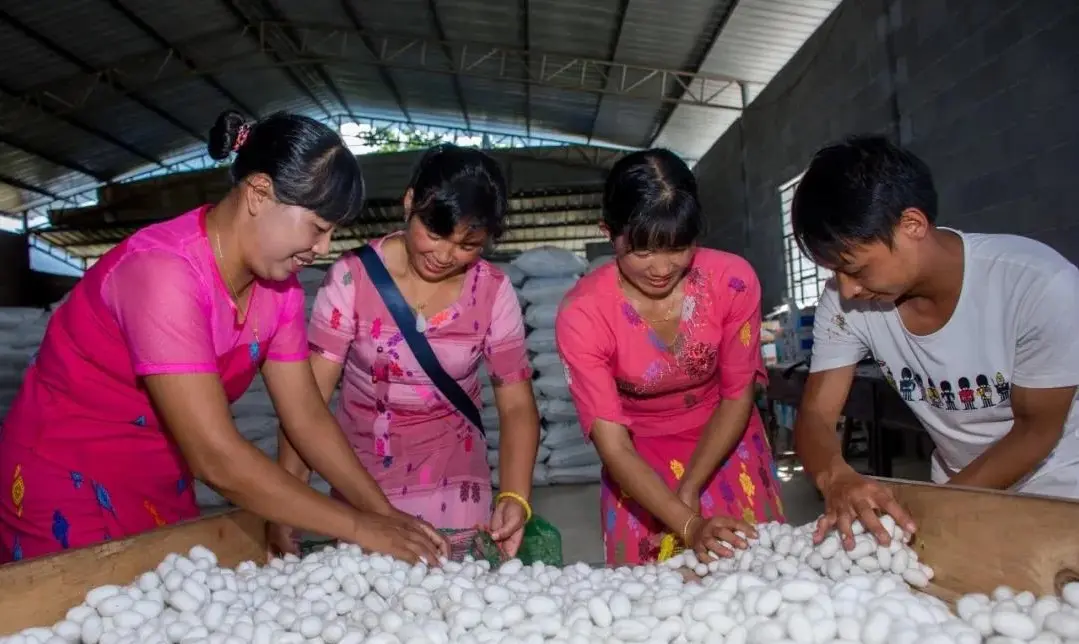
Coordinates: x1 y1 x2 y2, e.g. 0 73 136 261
0 510 265 633
3 479 1078 633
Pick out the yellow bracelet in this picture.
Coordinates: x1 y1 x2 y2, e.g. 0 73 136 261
681 514 700 543
495 491 533 523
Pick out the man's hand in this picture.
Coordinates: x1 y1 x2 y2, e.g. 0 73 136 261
815 469 916 549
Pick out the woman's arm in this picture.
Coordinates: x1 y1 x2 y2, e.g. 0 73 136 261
493 380 540 501
679 385 757 497
555 293 695 534
265 355 395 516
144 373 369 542
680 259 767 498
590 420 697 534
484 277 541 503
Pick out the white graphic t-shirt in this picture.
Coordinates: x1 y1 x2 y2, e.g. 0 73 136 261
810 230 1079 499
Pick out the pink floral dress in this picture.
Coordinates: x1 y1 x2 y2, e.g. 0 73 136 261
307 234 531 530
556 248 784 565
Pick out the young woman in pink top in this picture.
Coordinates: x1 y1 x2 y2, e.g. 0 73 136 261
272 144 541 558
0 110 445 564
556 149 785 565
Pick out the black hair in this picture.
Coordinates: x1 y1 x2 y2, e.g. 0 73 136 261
406 144 508 240
602 148 702 252
791 135 938 267
208 110 365 225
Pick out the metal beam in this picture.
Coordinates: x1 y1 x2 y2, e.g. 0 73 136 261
0 8 204 142
104 0 259 117
587 0 631 144
0 22 746 134
425 0 472 129
0 132 105 181
339 0 412 123
648 0 741 147
249 0 357 120
218 0 334 118
0 83 165 168
520 0 532 137
0 171 62 200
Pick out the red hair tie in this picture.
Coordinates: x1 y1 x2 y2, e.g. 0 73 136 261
233 123 251 151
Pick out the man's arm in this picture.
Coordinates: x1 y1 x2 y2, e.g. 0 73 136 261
948 385 1075 489
949 266 1079 490
794 365 858 491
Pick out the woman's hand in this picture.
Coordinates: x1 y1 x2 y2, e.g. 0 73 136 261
685 515 757 562
389 509 450 560
351 512 448 565
266 522 300 560
488 497 528 557
675 483 701 515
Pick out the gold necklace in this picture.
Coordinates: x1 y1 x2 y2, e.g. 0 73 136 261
618 272 678 323
213 226 260 347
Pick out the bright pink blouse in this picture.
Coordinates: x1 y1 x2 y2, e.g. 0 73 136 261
555 248 767 439
2 205 308 506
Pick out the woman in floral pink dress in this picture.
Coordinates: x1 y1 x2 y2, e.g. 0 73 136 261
556 149 784 565
272 145 541 557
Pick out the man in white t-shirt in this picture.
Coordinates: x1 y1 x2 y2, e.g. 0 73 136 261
791 135 1079 549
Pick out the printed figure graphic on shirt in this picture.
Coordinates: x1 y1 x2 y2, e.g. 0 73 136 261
957 377 977 411
995 372 1011 402
879 362 897 391
939 380 957 410
899 367 915 401
975 374 996 408
926 378 942 408
913 374 926 401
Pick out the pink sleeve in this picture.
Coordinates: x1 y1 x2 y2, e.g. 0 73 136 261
265 278 309 362
555 294 631 437
102 250 217 376
307 257 357 364
483 276 532 386
716 257 768 399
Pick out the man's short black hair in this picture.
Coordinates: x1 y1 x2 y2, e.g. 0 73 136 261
791 135 938 266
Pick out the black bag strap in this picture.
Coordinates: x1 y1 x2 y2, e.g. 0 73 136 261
356 245 485 436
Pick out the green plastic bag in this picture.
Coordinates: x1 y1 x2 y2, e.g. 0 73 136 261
300 516 563 567
440 515 563 567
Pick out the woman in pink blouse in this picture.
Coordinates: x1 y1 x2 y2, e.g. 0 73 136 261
0 111 445 564
273 144 541 557
556 149 784 565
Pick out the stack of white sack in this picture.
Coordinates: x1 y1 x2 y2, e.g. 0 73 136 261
0 307 51 423
503 247 601 486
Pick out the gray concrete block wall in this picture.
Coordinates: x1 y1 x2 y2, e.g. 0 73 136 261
695 0 1079 310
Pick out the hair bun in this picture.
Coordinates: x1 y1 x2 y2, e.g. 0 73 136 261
208 110 248 161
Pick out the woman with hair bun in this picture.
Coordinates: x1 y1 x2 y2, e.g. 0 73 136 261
555 148 785 565
0 110 447 564
270 143 542 558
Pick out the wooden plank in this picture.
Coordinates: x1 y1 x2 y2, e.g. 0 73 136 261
884 478 1079 598
0 510 266 634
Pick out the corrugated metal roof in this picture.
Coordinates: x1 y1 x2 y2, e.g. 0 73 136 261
654 0 843 160
0 0 840 217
